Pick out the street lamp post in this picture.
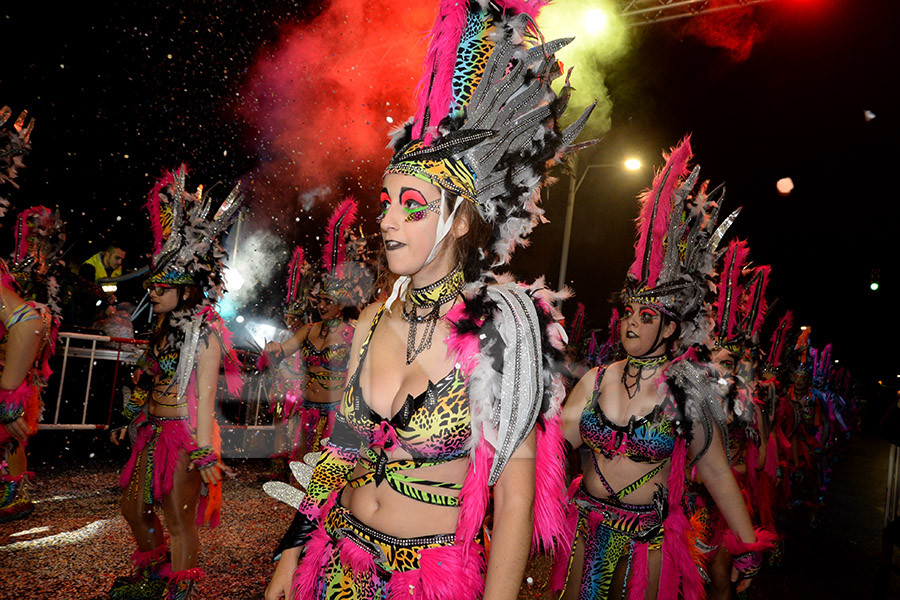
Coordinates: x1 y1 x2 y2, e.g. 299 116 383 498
557 155 641 291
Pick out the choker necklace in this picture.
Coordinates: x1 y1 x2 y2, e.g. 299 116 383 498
621 354 667 399
319 317 342 340
402 264 464 365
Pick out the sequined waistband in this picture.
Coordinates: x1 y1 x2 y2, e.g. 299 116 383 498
324 502 456 572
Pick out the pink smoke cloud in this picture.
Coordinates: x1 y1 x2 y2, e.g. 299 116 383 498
237 1 437 228
676 1 771 62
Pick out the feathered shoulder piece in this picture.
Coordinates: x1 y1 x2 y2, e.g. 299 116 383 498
0 106 34 190
622 136 740 355
444 275 569 484
661 355 729 467
385 0 596 271
144 165 243 301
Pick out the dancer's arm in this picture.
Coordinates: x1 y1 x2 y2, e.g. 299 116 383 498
193 333 223 486
693 424 760 591
265 324 311 362
483 428 536 600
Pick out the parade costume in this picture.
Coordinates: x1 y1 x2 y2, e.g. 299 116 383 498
111 165 243 600
266 1 596 597
264 246 311 475
0 109 62 524
553 138 773 600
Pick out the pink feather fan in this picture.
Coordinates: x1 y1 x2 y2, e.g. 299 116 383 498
629 136 693 288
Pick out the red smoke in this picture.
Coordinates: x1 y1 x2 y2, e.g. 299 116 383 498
237 1 436 227
676 2 771 62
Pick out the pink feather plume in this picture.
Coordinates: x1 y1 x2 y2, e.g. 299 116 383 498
144 168 178 255
286 246 304 303
322 196 358 276
742 264 771 340
629 137 693 287
768 311 793 370
715 239 749 340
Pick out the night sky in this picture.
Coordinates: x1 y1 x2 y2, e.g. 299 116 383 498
1 0 897 390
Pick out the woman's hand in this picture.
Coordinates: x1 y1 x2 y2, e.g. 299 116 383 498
265 341 284 357
188 460 236 486
265 547 300 600
109 426 128 446
2 416 29 443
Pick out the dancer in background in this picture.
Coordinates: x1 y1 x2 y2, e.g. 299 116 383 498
265 1 595 598
264 198 371 462
556 138 773 600
260 246 313 482
699 241 775 600
109 166 243 600
0 109 61 524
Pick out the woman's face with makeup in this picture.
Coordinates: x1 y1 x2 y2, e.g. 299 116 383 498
379 174 445 277
619 302 675 357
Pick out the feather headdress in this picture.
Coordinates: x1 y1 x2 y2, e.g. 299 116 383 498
385 0 596 273
792 325 812 372
284 246 313 317
622 136 740 354
6 205 65 315
713 239 750 353
144 164 243 301
739 264 771 346
764 310 793 374
0 106 34 191
317 196 373 307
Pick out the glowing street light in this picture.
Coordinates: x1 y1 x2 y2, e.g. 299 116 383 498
584 8 609 34
558 154 643 291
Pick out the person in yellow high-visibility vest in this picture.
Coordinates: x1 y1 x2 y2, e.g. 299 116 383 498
79 245 125 292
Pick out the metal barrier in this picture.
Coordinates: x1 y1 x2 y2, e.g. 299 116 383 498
39 332 146 430
37 333 276 442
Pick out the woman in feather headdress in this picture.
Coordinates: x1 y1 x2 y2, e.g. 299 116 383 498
264 199 370 465
108 166 243 600
264 1 595 599
555 138 773 600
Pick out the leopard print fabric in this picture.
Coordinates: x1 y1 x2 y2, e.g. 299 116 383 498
343 304 471 462
451 8 494 116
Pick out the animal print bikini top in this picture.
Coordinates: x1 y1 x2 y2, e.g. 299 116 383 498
301 336 351 373
580 365 677 465
341 304 471 506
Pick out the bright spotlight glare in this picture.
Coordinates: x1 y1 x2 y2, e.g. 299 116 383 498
624 158 642 171
236 315 245 324
225 267 245 292
584 9 608 34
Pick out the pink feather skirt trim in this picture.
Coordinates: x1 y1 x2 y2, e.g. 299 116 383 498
291 501 485 600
